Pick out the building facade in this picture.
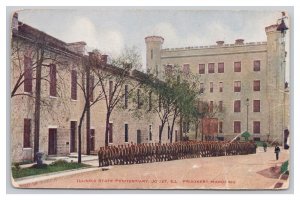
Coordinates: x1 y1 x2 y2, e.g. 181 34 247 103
145 21 289 143
10 14 171 163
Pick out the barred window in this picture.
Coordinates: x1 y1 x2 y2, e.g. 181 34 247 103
253 80 260 91
24 56 33 93
253 60 261 71
253 121 260 134
253 100 260 112
210 82 213 93
199 64 205 74
50 64 57 96
218 62 224 73
208 63 215 73
71 70 77 100
219 82 223 92
234 81 241 92
234 61 241 72
234 100 241 112
234 121 241 133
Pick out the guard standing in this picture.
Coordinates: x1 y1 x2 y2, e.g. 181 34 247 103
274 145 281 160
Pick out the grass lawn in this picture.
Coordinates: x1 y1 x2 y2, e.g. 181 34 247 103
12 160 90 179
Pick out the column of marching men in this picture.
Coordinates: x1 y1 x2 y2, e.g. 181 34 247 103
98 141 257 167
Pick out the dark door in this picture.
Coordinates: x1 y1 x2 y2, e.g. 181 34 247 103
48 128 57 155
90 129 95 151
137 130 141 144
70 121 76 152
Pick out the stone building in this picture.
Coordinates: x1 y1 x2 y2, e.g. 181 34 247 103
145 20 289 143
10 14 170 163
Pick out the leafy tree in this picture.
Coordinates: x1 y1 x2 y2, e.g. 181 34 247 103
241 131 251 141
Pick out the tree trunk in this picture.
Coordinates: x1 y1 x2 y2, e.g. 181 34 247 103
86 65 90 155
169 113 177 143
105 111 111 146
179 115 183 141
195 120 198 140
159 121 165 144
33 58 42 162
78 107 86 164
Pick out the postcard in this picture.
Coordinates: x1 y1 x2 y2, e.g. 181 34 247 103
10 8 290 189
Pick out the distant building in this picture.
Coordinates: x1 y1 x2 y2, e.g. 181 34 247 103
145 21 289 143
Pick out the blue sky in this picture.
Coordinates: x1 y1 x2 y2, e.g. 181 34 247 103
16 8 288 70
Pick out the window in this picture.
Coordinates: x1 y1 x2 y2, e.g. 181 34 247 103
149 125 152 141
234 100 241 112
234 61 241 72
253 80 260 91
219 121 223 133
109 123 113 143
218 62 224 73
234 81 241 92
124 85 128 109
199 64 205 74
219 82 223 92
210 82 213 93
109 80 113 103
137 89 141 109
234 121 241 133
89 75 94 102
253 60 260 71
183 64 190 75
209 101 214 113
168 126 170 139
253 100 260 112
71 70 77 100
208 63 215 73
24 56 32 93
219 101 223 112
23 118 31 148
253 121 260 134
50 64 57 96
148 91 152 111
151 49 153 59
200 83 204 94
125 124 129 143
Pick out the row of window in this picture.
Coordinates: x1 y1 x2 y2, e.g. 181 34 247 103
200 80 260 94
217 121 260 134
165 60 261 75
206 100 260 113
199 60 261 74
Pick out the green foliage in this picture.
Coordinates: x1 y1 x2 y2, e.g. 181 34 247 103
241 131 251 141
280 160 289 174
12 160 90 179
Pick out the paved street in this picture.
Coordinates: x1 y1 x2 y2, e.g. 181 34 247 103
15 147 289 189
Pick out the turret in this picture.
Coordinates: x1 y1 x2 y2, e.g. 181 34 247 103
145 36 164 79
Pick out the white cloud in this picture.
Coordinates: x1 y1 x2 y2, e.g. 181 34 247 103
62 17 124 57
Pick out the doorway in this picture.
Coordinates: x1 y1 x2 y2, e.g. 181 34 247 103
48 128 57 155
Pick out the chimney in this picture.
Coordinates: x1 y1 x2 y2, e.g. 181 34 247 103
235 39 244 45
216 41 224 46
101 55 108 64
12 12 18 33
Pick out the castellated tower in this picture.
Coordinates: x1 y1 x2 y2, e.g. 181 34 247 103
265 24 287 144
145 36 164 79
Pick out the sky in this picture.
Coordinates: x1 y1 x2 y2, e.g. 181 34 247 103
16 8 289 73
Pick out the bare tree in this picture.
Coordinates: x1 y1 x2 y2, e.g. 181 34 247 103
93 47 142 146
